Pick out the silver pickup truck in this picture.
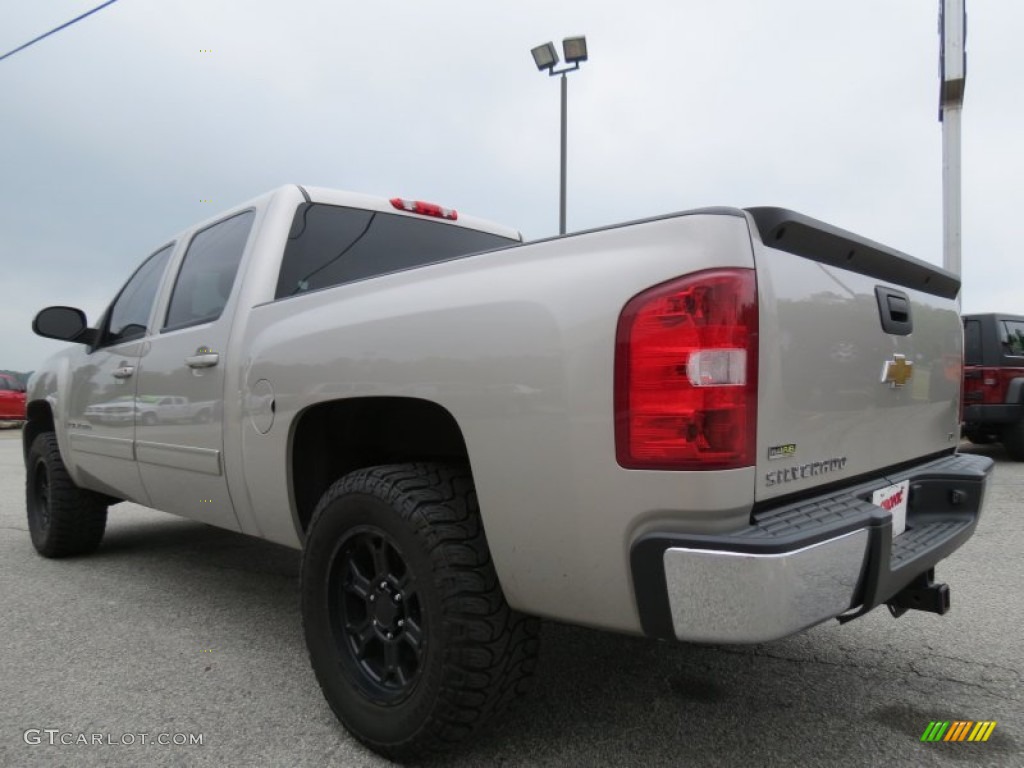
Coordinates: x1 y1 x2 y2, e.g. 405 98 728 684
25 185 992 759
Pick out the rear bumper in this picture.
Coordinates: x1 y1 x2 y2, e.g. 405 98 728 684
963 403 1024 426
631 452 993 643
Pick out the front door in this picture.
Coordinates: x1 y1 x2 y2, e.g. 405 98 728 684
135 210 254 531
66 244 175 504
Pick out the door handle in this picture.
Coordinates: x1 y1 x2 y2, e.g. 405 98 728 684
185 353 219 369
113 366 135 379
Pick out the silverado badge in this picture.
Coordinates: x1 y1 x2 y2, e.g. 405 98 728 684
881 354 913 388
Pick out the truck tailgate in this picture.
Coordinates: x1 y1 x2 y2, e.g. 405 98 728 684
746 208 962 502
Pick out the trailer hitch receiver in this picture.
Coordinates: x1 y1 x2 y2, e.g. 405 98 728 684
887 569 950 618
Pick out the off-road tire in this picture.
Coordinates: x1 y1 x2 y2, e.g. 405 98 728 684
301 463 539 761
25 432 108 557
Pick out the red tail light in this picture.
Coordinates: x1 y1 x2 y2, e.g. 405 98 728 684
614 269 758 470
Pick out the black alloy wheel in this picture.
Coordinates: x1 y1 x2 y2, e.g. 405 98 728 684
29 457 52 534
327 527 426 703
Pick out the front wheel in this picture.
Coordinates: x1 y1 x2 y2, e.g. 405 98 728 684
26 432 108 557
301 464 539 760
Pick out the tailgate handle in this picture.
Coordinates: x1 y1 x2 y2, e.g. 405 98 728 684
887 296 909 322
875 286 912 336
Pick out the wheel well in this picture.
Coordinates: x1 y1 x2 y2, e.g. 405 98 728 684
22 401 55 466
290 397 470 537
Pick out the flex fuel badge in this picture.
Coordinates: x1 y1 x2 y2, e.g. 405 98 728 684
767 443 796 461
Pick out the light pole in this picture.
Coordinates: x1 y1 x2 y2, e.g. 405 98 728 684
531 36 588 236
939 0 966 279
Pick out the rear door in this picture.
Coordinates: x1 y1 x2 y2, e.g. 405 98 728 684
134 210 255 531
746 208 963 502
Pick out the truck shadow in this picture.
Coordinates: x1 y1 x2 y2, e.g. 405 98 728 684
449 618 1018 768
82 511 1018 768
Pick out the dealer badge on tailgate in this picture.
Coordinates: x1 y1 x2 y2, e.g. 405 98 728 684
872 479 909 537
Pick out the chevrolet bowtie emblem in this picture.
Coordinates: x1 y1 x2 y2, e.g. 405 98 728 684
881 354 913 388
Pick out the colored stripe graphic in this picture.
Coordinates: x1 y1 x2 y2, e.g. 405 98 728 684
921 720 996 742
969 722 997 742
945 721 970 741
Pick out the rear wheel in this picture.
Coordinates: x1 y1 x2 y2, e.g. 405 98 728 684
1002 420 1024 461
25 432 108 557
301 463 539 760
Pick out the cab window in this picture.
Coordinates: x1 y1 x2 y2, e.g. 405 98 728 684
275 204 516 299
164 211 254 331
103 244 174 346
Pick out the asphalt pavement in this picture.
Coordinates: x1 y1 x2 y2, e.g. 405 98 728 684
0 426 1020 767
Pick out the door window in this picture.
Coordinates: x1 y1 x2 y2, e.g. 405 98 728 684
164 211 255 331
1001 321 1024 358
104 244 174 345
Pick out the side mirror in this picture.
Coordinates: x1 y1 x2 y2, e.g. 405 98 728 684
32 306 96 345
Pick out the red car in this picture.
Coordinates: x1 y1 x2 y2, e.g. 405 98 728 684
0 373 27 421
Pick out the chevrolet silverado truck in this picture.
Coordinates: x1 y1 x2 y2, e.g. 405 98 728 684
961 312 1024 459
25 185 993 759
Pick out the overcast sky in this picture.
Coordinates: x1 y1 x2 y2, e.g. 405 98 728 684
1 0 1021 373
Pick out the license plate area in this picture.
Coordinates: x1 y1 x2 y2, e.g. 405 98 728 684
872 479 910 537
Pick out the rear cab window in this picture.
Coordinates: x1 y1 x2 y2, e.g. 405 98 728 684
275 204 517 299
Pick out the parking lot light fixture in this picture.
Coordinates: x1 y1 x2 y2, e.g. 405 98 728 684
531 42 559 71
530 35 588 235
562 36 588 64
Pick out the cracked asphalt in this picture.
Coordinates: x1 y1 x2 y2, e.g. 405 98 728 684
0 427 1020 767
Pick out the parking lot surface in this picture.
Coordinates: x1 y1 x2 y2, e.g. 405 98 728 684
1 427 1020 767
